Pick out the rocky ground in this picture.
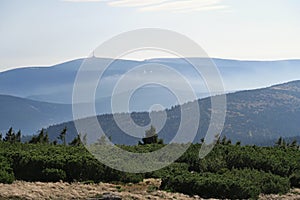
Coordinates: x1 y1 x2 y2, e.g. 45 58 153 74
0 179 299 200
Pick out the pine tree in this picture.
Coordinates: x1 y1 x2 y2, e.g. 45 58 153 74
28 135 38 144
226 139 232 145
69 135 81 146
16 130 21 143
36 129 45 143
289 139 298 149
4 127 14 143
140 125 163 145
200 138 205 144
221 136 227 145
29 129 48 144
275 137 283 147
43 132 49 144
282 139 287 148
58 127 67 145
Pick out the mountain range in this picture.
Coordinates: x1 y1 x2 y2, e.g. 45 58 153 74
1 58 300 104
0 94 71 134
0 57 300 144
45 80 300 145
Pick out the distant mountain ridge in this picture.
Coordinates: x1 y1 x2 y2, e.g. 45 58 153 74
0 59 84 103
45 80 300 145
0 94 72 134
1 57 300 139
1 57 300 105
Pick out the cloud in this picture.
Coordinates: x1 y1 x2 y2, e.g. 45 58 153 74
138 0 226 12
64 0 228 13
108 0 167 7
64 0 107 2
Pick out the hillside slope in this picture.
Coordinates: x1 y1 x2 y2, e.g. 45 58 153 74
46 80 300 145
0 95 72 134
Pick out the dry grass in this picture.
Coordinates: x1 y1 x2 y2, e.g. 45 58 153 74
0 179 299 200
259 188 300 200
0 179 204 200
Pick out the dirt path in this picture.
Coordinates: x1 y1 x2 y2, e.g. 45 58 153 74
0 179 299 200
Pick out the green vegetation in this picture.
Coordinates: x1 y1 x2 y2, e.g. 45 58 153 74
0 155 14 183
160 169 290 199
138 125 164 145
0 127 299 199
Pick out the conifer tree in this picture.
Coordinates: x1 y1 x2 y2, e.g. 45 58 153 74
58 127 67 145
4 127 14 143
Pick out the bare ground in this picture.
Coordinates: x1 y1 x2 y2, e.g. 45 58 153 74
0 179 299 200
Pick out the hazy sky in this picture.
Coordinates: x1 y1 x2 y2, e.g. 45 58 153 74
0 0 300 71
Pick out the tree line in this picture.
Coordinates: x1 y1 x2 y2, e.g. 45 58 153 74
0 126 299 199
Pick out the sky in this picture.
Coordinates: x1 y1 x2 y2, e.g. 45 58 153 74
0 0 300 71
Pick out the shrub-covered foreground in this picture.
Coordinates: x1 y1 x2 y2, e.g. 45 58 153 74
0 140 299 199
160 169 290 199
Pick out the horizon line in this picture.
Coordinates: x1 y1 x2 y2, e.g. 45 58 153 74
1 56 300 73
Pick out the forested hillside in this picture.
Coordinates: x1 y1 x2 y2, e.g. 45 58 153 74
47 80 300 145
